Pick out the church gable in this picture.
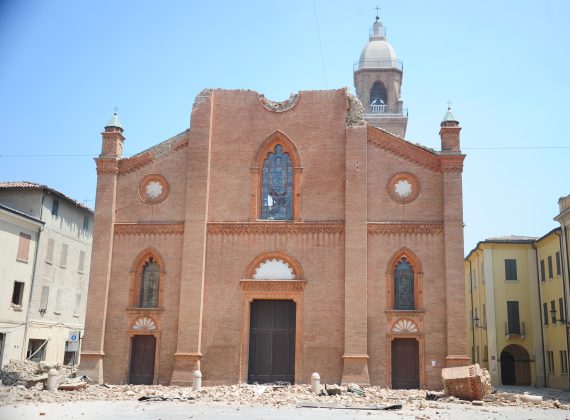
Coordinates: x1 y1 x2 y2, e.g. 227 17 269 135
367 125 441 173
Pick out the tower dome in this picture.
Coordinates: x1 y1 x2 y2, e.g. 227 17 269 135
356 17 401 70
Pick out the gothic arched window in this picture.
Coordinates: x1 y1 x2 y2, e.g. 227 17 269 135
394 257 414 310
140 258 160 308
261 144 293 220
370 81 387 107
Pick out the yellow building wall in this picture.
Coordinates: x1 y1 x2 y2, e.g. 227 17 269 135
537 233 568 389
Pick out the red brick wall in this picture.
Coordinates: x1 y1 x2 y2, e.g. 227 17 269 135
84 88 467 387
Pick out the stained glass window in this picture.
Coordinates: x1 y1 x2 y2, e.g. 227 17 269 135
394 257 414 310
261 145 293 220
140 258 159 308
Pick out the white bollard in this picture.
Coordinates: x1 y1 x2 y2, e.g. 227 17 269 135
192 370 202 391
47 368 58 391
310 372 321 394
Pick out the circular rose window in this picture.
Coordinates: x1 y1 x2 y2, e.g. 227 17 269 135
387 172 420 204
139 174 169 204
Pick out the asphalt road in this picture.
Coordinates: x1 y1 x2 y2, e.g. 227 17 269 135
0 400 567 420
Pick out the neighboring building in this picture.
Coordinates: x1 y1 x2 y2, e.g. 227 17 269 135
465 228 569 389
0 204 43 367
0 182 93 366
81 15 469 389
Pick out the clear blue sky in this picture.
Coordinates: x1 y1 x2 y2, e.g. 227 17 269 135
1 1 568 254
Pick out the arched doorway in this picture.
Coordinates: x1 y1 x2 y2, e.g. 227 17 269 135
500 344 531 386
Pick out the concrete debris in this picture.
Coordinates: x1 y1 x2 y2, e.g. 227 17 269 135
57 382 87 391
0 379 568 412
471 400 484 406
325 384 341 396
347 383 365 397
426 391 445 401
520 393 542 404
441 364 492 401
0 360 73 388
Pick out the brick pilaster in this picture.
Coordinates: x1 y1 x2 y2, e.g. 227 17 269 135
171 90 215 385
80 125 123 383
341 125 370 385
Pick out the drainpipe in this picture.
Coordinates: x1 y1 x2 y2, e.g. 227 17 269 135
557 230 570 390
468 259 475 363
533 243 548 387
21 191 48 359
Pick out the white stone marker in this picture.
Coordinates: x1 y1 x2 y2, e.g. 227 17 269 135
310 372 321 394
193 370 202 391
47 369 58 391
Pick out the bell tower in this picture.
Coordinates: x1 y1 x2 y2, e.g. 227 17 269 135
354 13 408 138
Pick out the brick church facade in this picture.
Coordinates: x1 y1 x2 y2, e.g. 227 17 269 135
80 16 469 388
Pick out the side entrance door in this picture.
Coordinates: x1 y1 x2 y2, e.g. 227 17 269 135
129 335 156 385
248 300 295 384
500 351 516 385
392 338 419 389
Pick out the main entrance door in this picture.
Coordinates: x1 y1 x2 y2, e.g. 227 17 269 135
129 335 156 385
248 300 295 384
392 338 419 389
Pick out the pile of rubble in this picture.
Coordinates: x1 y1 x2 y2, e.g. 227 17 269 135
0 361 568 412
0 360 73 387
0 381 568 411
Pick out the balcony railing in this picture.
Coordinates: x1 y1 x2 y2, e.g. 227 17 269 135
365 104 408 117
354 59 403 71
505 321 526 339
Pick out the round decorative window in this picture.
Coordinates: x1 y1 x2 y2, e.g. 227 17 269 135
139 174 169 204
387 172 420 204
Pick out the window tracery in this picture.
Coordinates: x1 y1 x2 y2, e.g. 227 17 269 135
140 258 159 308
394 257 414 310
261 145 293 220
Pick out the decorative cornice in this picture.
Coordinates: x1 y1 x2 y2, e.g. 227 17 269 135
115 223 184 237
118 152 153 175
368 223 443 236
117 138 189 175
240 279 306 292
208 222 344 236
95 158 119 175
439 154 465 173
367 126 442 173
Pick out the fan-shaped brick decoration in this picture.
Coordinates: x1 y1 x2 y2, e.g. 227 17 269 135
253 258 295 280
132 316 156 330
392 318 419 334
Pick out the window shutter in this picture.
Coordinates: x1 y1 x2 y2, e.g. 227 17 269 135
548 256 553 278
74 293 81 316
60 243 68 268
55 289 64 312
46 239 55 263
51 199 59 216
507 301 520 334
559 298 565 322
543 302 549 325
78 250 85 273
17 233 31 262
540 260 546 282
39 286 49 311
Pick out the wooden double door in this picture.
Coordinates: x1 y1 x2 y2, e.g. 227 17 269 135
391 338 419 389
129 335 156 385
248 300 296 384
